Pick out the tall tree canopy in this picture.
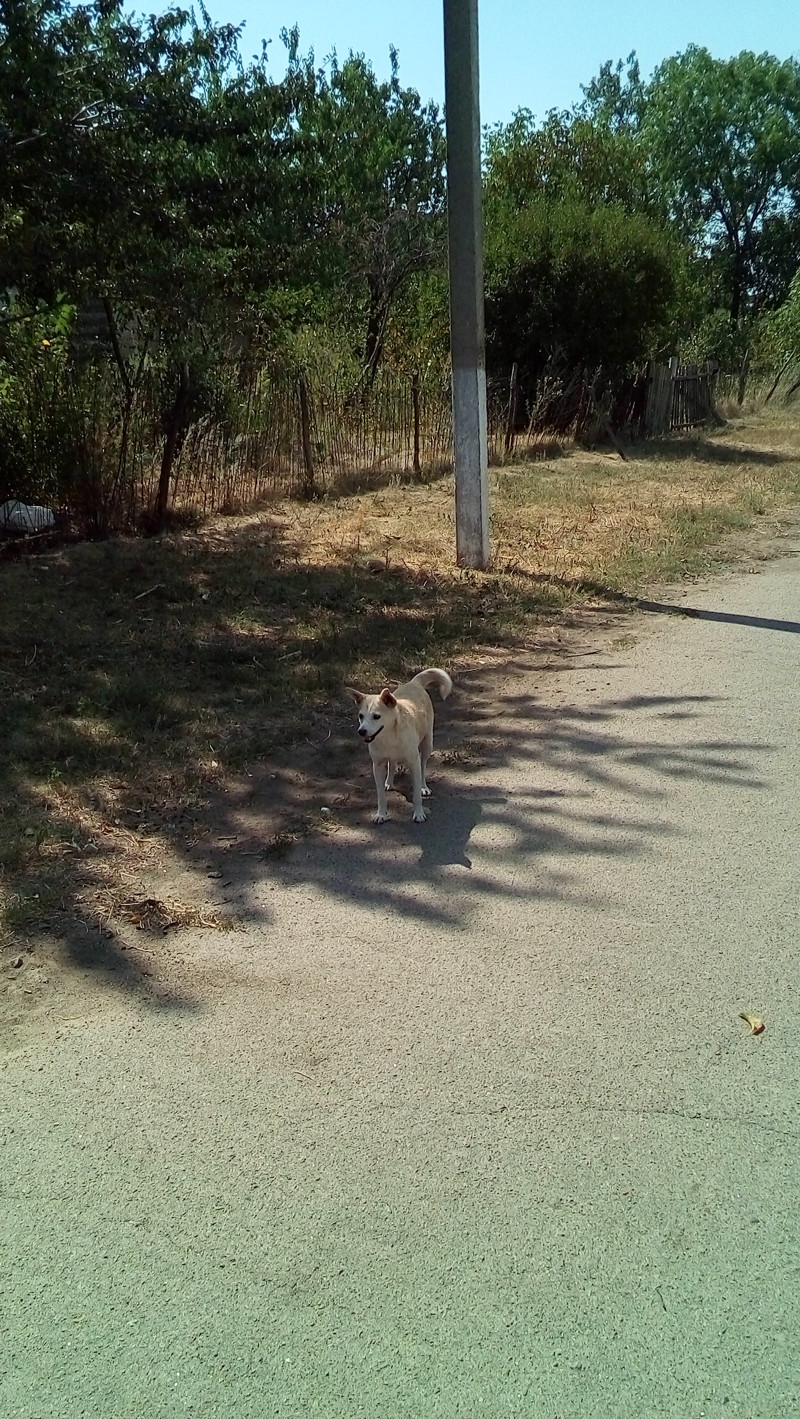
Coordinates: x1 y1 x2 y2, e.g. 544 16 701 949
484 105 653 217
483 43 800 372
0 0 307 315
287 38 446 380
482 57 683 386
642 46 800 325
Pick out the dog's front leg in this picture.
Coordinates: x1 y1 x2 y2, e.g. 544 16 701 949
409 753 428 823
372 757 390 823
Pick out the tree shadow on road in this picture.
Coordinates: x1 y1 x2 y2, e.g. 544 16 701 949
197 663 773 938
0 520 779 1017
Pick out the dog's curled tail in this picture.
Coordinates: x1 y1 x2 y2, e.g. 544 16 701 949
413 667 453 700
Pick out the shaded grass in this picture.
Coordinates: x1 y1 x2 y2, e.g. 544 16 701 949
0 523 572 943
2 409 800 946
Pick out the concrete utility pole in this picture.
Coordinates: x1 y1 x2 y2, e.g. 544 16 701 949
443 0 489 569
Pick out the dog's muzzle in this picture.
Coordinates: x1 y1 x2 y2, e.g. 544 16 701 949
359 725 384 744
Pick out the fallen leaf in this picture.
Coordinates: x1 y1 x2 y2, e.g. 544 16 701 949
739 1012 765 1036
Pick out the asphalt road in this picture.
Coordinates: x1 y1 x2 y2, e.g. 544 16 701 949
3 549 800 1418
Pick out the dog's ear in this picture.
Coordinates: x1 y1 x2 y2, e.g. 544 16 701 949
379 688 397 707
344 686 364 705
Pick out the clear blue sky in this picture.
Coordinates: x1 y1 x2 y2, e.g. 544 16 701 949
202 0 797 126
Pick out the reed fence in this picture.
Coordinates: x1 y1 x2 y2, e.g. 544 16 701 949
0 353 566 532
0 342 734 536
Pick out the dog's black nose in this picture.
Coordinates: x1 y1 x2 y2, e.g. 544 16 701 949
358 726 368 737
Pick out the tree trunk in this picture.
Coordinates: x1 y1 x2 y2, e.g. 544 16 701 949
729 245 745 328
364 315 383 386
737 348 751 405
363 277 389 388
102 299 134 529
102 298 132 397
764 355 794 404
154 361 191 526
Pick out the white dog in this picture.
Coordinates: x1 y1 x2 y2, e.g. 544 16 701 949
345 667 453 823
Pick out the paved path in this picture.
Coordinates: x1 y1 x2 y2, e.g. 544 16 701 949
3 550 800 1418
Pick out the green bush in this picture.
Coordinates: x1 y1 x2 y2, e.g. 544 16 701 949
484 198 685 386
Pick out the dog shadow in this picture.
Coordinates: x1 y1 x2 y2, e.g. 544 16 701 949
397 786 496 871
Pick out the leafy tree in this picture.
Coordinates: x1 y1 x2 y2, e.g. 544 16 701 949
0 0 314 519
641 46 800 325
482 76 686 389
760 269 800 365
287 38 446 384
579 51 645 132
1 1 234 298
387 265 450 373
484 105 654 218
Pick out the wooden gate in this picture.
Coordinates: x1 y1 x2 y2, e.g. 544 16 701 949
644 358 718 436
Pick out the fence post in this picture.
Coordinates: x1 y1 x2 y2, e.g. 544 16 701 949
643 361 657 437
504 362 518 454
667 355 679 432
297 373 315 496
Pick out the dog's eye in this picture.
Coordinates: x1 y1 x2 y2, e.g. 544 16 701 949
372 713 381 721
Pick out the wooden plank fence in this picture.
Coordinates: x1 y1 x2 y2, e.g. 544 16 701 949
644 357 718 437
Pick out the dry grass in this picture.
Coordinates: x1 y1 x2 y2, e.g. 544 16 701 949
2 405 800 948
106 894 241 934
298 407 800 590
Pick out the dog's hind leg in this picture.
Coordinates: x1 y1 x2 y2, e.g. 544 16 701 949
409 751 428 823
419 731 433 798
372 759 390 823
